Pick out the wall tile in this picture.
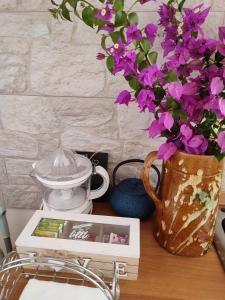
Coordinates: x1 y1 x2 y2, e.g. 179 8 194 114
19 0 50 11
117 103 152 141
61 130 122 163
0 95 61 134
52 97 115 128
0 0 17 11
3 184 42 209
0 131 38 158
30 40 105 97
5 158 34 175
0 13 49 37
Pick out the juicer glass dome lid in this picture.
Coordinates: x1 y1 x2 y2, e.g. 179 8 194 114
33 147 92 182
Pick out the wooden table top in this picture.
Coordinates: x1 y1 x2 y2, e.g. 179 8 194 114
93 202 225 300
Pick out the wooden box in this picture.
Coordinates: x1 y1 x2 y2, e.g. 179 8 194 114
15 210 140 280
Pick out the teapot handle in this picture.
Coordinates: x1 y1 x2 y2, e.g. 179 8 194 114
143 151 162 212
113 159 160 191
89 166 110 200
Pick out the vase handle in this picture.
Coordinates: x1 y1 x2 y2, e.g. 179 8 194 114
143 151 162 212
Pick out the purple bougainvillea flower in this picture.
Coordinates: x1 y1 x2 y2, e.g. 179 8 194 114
182 95 203 120
102 23 114 32
167 81 183 100
188 38 216 59
217 131 225 152
219 27 225 43
183 82 199 96
123 51 137 76
217 27 225 55
144 24 158 46
183 134 208 155
109 38 126 59
217 43 225 56
219 98 225 116
96 53 105 60
167 45 190 68
115 90 131 105
161 39 176 57
148 120 164 138
126 24 142 44
163 112 174 130
137 89 155 112
112 50 137 77
158 142 178 160
210 77 224 95
148 112 174 138
205 38 217 53
95 3 113 22
180 124 193 140
139 64 163 87
159 4 176 27
183 5 210 35
205 96 224 119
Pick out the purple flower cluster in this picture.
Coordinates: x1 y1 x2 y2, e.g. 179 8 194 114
94 1 225 161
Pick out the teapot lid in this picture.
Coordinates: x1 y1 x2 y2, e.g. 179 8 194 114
33 146 92 182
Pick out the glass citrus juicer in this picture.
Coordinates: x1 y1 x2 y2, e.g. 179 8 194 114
31 147 110 213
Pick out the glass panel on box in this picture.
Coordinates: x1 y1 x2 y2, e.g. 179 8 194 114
32 218 130 245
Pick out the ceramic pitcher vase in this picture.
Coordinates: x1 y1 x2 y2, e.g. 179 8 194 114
143 151 224 257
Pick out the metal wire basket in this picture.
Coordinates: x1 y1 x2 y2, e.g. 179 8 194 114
0 252 120 300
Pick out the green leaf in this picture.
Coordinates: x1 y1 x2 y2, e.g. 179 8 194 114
115 11 127 27
128 78 141 91
119 27 126 43
101 35 107 49
106 56 115 73
140 38 151 54
110 31 120 43
148 51 158 64
215 152 225 161
179 110 188 121
113 0 124 11
128 12 139 25
61 5 71 21
154 87 166 101
172 109 187 121
137 51 145 64
215 51 224 63
178 0 186 12
68 0 78 8
82 6 94 27
166 97 179 109
191 31 198 38
94 16 106 27
164 70 178 82
138 60 150 71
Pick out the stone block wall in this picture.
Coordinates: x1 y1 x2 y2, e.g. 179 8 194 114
0 0 224 209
